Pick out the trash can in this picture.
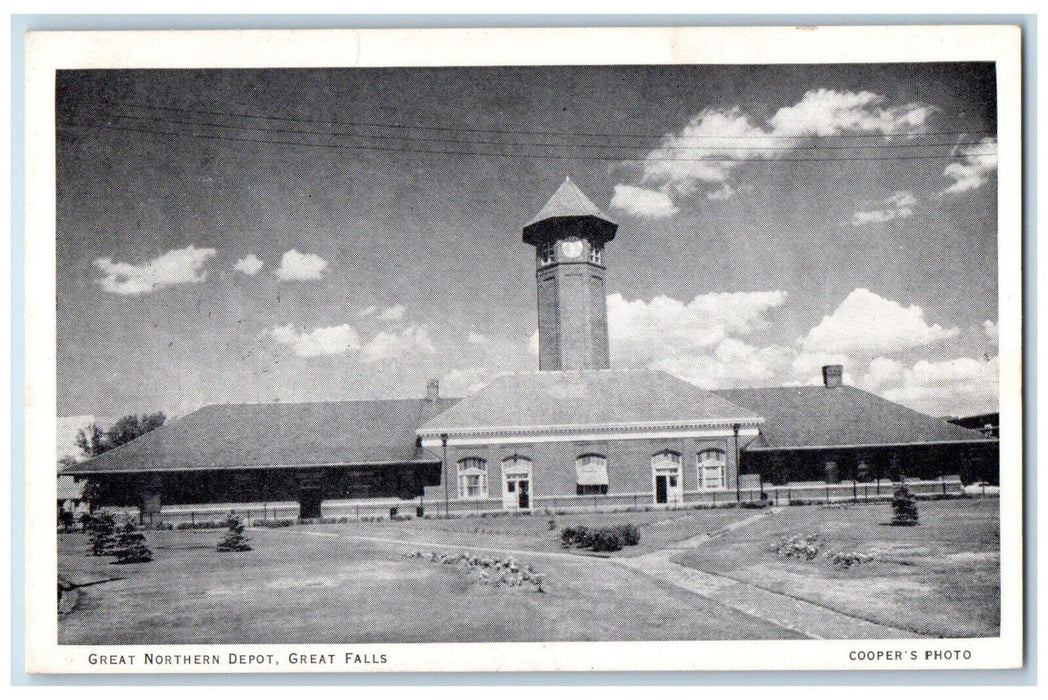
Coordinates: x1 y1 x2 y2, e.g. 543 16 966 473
416 506 424 518
389 507 398 520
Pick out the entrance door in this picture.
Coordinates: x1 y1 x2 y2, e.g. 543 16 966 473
652 451 683 504
501 456 533 510
517 479 530 509
655 475 668 504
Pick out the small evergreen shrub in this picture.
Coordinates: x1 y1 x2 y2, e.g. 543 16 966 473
112 520 152 563
87 511 118 556
890 484 920 526
217 513 252 552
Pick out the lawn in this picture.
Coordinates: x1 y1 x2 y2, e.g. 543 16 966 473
58 521 802 644
334 506 756 557
673 498 1000 638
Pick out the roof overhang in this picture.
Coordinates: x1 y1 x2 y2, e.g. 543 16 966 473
62 458 442 476
418 417 763 442
744 438 998 453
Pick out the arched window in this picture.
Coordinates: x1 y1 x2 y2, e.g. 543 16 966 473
575 454 608 495
697 449 726 490
457 457 488 499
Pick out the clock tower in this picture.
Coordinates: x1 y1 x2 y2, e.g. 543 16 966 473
523 177 618 371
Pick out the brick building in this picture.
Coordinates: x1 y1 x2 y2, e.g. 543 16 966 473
63 178 998 517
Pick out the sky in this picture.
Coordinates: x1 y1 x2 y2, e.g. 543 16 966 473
55 63 999 420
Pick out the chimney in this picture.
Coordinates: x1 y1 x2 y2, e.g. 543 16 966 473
426 378 440 402
822 364 843 389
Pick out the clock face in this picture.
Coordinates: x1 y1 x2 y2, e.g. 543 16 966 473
561 240 584 258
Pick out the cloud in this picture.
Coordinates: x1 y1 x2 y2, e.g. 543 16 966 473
652 338 795 390
942 138 998 194
983 320 999 341
859 355 999 416
528 331 539 356
270 323 361 357
799 288 959 357
358 306 378 317
377 305 406 321
359 325 436 364
93 245 217 295
851 191 916 226
607 290 788 365
616 89 933 215
233 253 264 275
768 89 933 138
467 331 491 346
274 249 329 281
441 367 493 396
609 184 678 218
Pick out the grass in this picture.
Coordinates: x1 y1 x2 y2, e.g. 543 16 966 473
339 507 755 557
673 498 1000 638
58 523 801 644
58 498 998 643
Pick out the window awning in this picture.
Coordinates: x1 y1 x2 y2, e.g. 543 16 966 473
576 458 608 485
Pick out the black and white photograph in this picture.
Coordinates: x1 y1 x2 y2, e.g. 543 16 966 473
25 25 1022 673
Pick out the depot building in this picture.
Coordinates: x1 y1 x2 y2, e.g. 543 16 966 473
63 178 998 518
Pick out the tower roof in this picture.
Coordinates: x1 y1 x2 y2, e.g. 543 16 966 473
523 177 618 245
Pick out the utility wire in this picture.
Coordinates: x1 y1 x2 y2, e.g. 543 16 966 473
68 121 998 164
102 100 996 143
94 111 993 153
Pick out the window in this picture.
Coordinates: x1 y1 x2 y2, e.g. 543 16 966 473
538 241 555 266
575 454 609 495
589 245 603 265
697 449 726 490
457 457 488 499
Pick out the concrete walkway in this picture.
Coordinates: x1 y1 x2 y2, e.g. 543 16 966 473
260 511 922 640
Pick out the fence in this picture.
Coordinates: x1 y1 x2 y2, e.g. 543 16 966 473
105 475 971 526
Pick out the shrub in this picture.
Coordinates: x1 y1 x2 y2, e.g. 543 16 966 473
217 513 252 552
561 523 639 551
617 523 641 546
591 529 623 552
86 511 118 556
890 485 920 526
112 520 152 563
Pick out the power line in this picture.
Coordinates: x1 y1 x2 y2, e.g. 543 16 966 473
103 100 996 143
67 121 998 164
95 111 991 153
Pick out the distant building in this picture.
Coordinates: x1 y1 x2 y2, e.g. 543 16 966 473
63 179 999 517
946 413 1000 439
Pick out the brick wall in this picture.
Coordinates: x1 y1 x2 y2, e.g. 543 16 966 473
423 433 740 506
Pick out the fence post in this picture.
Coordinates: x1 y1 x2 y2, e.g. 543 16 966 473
825 485 830 503
942 478 947 496
852 480 858 503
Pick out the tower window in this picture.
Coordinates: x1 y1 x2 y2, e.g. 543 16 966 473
589 245 603 265
538 241 556 266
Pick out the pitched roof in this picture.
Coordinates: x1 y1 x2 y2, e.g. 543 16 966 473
419 370 760 436
522 177 617 244
64 398 459 475
712 386 993 450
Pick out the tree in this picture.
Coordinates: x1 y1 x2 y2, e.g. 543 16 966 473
890 484 920 526
112 520 152 563
75 412 167 460
217 512 252 552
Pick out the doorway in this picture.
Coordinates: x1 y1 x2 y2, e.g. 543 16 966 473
501 456 532 510
652 451 683 504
